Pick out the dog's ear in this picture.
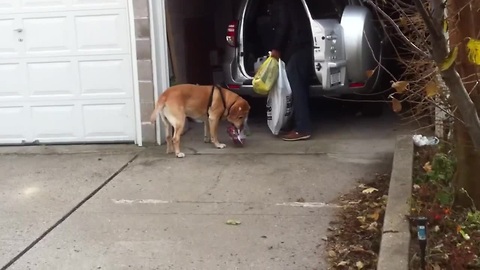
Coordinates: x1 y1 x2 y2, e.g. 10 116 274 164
229 99 250 118
229 104 241 118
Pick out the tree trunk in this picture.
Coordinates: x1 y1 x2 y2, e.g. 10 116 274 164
447 0 480 208
454 99 480 208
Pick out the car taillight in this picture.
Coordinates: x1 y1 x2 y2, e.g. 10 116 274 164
227 84 240 90
349 82 366 88
226 20 238 47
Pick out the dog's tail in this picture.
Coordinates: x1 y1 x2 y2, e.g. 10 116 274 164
150 95 166 123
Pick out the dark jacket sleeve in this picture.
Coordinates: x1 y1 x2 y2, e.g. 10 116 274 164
271 0 290 52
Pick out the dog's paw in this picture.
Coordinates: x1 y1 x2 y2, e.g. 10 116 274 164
216 143 227 149
176 152 186 158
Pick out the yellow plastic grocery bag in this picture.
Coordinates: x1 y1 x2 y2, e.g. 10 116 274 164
253 56 279 95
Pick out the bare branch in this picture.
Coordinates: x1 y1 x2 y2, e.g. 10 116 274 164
363 0 430 58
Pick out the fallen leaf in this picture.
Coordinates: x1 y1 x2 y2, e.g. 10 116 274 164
348 200 362 205
337 261 349 266
440 46 458 71
391 81 409 93
425 80 439 97
433 263 442 270
433 225 440 232
423 162 433 173
391 98 402 113
367 222 378 231
362 187 379 194
357 216 367 223
359 184 367 189
413 184 421 190
356 261 365 269
328 250 337 258
226 219 241 225
368 210 381 221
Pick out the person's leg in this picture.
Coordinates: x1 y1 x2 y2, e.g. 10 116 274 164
283 47 312 140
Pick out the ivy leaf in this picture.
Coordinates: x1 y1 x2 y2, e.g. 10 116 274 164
440 46 458 71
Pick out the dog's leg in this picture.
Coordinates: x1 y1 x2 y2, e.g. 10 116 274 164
208 116 226 149
172 117 186 158
159 111 173 154
203 120 211 143
163 106 186 158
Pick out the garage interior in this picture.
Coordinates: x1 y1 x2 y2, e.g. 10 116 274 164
165 0 242 86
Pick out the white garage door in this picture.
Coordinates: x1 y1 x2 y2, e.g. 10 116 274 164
0 0 137 144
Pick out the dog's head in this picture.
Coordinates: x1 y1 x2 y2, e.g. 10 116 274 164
227 97 250 130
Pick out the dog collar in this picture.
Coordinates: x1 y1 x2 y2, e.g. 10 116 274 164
207 85 230 118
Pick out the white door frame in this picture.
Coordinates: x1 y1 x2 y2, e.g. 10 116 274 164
127 0 143 146
149 0 170 145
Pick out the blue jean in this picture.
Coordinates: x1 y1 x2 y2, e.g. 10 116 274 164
285 46 312 134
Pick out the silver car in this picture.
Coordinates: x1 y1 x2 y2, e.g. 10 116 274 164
222 0 389 99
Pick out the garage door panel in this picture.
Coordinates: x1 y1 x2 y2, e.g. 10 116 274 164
31 105 79 140
21 0 69 9
0 62 26 98
0 3 136 144
27 61 77 97
79 57 132 97
72 0 126 9
0 0 17 12
83 103 134 140
23 16 72 55
75 11 129 54
0 0 126 14
0 106 28 142
0 17 20 57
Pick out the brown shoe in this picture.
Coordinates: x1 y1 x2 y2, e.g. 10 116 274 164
277 129 292 136
281 131 311 141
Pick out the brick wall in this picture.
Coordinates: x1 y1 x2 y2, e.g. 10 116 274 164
133 0 156 144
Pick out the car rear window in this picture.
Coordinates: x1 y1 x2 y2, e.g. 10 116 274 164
304 0 346 20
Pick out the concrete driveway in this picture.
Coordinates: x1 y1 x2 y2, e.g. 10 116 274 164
0 101 411 270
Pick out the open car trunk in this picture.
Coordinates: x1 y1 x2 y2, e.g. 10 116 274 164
240 0 345 77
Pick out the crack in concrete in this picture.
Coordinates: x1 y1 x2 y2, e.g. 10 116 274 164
382 230 400 234
0 153 141 270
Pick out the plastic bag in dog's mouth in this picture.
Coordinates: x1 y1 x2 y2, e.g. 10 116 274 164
227 125 245 146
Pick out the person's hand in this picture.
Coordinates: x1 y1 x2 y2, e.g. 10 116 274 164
270 49 281 60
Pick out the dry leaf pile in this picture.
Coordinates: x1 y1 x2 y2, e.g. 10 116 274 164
325 174 390 269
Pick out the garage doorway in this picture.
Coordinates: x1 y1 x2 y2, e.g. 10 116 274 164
163 0 242 86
